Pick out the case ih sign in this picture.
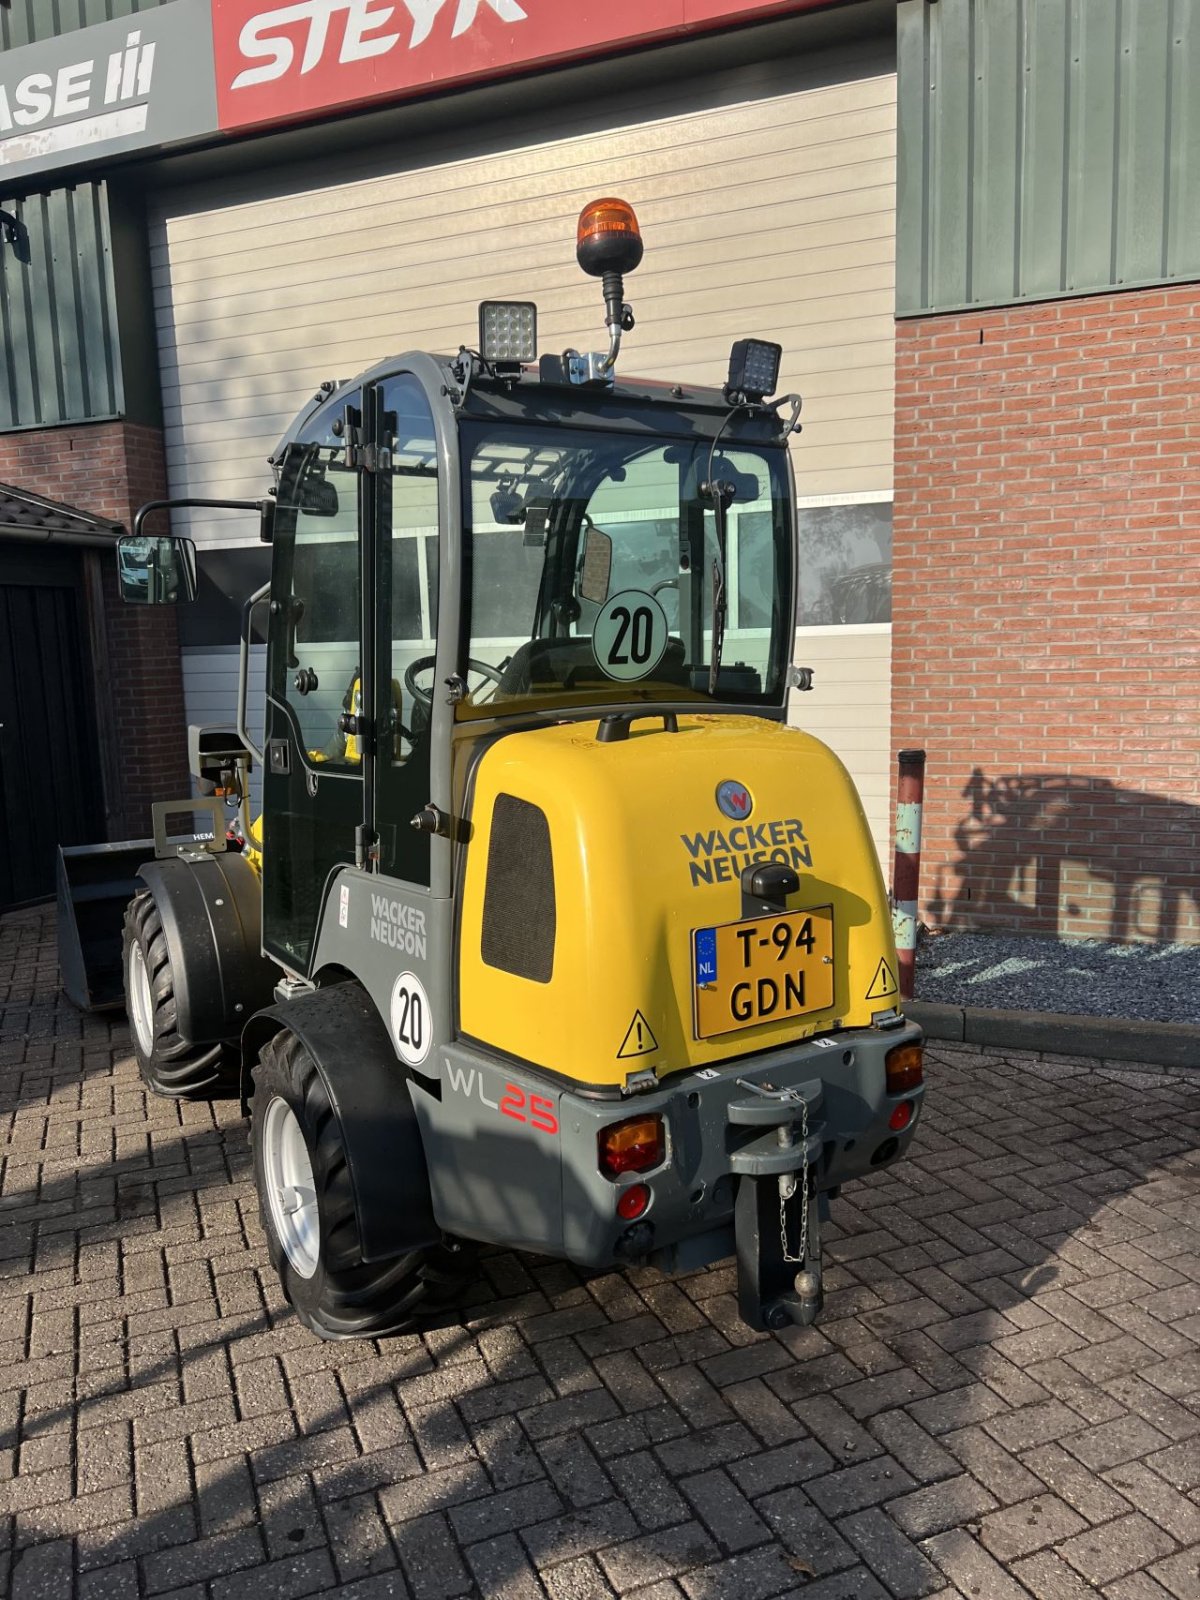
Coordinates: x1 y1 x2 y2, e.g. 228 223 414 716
211 0 828 130
0 0 831 184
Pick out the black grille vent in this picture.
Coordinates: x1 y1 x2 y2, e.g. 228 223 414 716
481 794 556 983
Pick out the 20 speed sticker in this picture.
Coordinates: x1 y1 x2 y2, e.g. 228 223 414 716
592 590 669 681
390 971 432 1068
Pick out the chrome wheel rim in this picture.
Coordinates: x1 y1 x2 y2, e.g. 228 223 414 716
127 940 155 1058
262 1097 320 1279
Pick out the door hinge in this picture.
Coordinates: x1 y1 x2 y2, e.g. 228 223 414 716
361 443 393 473
354 824 378 871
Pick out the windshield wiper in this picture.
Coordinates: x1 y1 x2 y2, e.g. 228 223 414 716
703 478 735 696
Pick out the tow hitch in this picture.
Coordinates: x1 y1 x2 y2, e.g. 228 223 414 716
730 1077 824 1331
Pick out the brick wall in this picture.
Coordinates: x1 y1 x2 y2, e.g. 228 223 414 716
893 284 1200 944
0 421 189 839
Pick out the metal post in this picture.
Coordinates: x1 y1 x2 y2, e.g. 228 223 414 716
892 749 926 1001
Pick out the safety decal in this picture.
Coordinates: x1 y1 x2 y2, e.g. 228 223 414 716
390 971 432 1068
592 590 669 682
865 958 899 1001
617 1010 659 1059
338 883 350 929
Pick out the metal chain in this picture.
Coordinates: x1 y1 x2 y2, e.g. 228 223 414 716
780 1097 810 1265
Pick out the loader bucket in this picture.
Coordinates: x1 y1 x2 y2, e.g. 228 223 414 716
57 841 153 1012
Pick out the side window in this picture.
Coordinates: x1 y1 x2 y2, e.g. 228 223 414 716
272 398 361 767
375 375 439 885
385 378 439 761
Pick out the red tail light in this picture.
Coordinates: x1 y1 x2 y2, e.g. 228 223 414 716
617 1183 651 1220
599 1114 664 1177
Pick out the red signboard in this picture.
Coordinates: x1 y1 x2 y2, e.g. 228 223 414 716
212 0 830 132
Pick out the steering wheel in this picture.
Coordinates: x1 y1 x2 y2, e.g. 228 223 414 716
403 655 505 709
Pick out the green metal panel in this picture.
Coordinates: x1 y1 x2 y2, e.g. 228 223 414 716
897 0 1200 313
0 183 122 430
0 0 176 49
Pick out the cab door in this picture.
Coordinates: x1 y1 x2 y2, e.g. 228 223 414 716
262 389 365 971
371 372 441 888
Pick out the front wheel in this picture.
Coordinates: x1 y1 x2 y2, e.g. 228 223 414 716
122 890 232 1098
251 1029 471 1340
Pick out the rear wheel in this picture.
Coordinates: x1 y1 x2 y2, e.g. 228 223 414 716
251 1029 470 1340
122 890 232 1098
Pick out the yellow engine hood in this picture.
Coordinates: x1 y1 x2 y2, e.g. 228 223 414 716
458 714 899 1089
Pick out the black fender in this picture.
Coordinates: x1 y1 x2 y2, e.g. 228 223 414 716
241 984 439 1262
137 852 277 1048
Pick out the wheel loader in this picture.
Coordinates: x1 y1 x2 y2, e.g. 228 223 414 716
98 198 924 1340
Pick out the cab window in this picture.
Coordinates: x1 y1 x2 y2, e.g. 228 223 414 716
459 426 789 717
270 399 361 768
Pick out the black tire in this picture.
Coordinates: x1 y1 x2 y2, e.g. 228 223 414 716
250 1029 471 1340
122 890 234 1099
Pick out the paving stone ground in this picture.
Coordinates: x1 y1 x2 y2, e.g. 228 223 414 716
1 904 1199 1600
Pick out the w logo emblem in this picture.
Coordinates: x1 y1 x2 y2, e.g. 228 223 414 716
716 781 753 820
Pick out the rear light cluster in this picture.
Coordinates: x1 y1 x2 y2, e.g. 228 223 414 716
885 1042 923 1095
598 1113 664 1177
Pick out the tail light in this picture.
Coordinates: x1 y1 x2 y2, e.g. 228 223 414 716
885 1043 923 1095
616 1183 651 1220
599 1114 664 1177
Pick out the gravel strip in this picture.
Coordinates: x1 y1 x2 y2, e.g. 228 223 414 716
915 929 1200 1024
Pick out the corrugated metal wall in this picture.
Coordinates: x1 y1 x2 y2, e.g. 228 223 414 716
897 0 1200 315
0 184 123 430
0 0 174 49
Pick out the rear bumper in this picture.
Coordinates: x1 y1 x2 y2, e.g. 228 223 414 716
414 1020 923 1277
555 1019 924 1276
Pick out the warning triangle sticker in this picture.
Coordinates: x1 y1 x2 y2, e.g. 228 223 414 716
617 1010 659 1059
866 958 899 1001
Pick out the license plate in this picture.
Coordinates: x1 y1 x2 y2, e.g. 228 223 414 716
692 907 835 1039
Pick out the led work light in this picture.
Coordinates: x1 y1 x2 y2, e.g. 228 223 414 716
726 338 783 404
479 301 538 366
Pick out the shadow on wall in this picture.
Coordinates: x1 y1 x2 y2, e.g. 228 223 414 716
928 770 1200 944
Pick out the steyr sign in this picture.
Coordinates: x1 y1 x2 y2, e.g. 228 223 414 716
0 0 826 185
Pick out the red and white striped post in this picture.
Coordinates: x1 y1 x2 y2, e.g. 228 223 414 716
892 749 927 1001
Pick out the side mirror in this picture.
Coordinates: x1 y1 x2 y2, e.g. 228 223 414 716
579 525 613 604
116 533 198 605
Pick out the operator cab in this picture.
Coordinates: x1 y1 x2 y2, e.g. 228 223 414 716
118 197 804 977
